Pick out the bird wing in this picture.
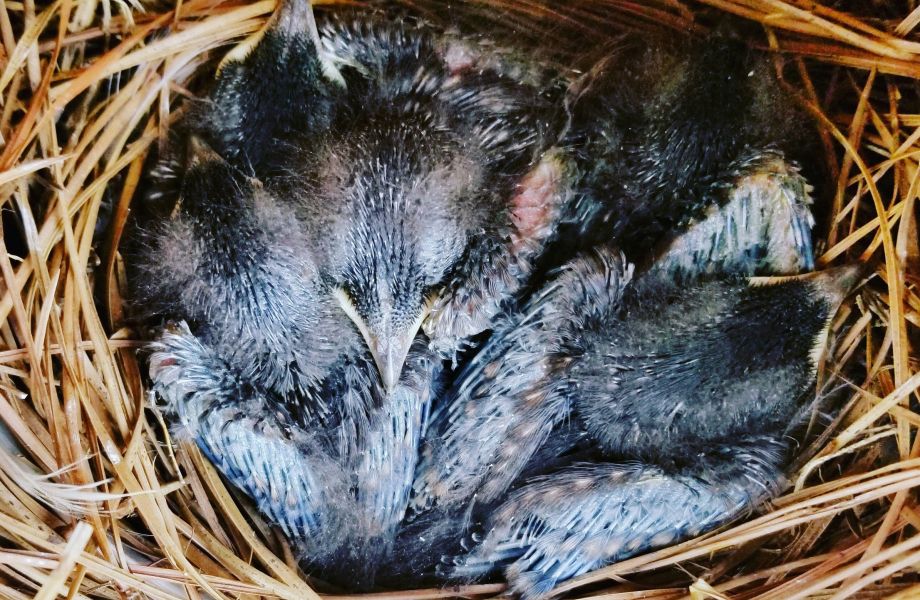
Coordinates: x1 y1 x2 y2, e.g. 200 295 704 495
413 248 633 511
149 324 353 556
648 150 815 281
334 340 442 542
449 435 788 600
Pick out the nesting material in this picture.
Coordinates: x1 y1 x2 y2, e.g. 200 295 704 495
0 1 917 599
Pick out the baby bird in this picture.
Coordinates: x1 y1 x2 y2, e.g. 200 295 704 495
406 31 845 599
139 140 441 578
413 30 817 515
408 254 862 599
133 0 570 584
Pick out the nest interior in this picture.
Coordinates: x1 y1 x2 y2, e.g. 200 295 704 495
0 0 918 599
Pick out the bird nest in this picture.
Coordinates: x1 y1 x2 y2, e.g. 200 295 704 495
0 0 918 598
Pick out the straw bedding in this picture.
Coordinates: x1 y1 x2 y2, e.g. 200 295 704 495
0 0 917 598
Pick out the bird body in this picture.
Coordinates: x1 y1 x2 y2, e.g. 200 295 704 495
410 257 861 599
563 33 815 275
133 0 572 585
576 273 833 461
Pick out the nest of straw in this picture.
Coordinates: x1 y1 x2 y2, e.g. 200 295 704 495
0 0 917 598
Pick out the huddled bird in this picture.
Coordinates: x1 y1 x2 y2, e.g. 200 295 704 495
128 0 862 597
406 257 861 598
411 22 820 515
134 0 566 584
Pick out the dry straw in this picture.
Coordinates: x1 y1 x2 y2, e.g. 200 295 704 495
0 0 917 598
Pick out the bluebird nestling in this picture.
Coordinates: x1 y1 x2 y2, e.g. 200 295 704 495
405 31 848 599
563 33 816 277
132 0 571 584
406 254 862 599
138 142 441 578
412 30 818 517
455 263 860 599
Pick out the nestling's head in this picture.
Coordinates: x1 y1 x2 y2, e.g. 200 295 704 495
269 114 493 391
245 12 561 390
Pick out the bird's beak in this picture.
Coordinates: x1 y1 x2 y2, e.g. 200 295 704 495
334 289 433 393
365 327 416 393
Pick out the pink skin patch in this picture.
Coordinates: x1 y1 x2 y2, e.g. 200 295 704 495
510 156 564 255
423 154 567 353
442 42 478 74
